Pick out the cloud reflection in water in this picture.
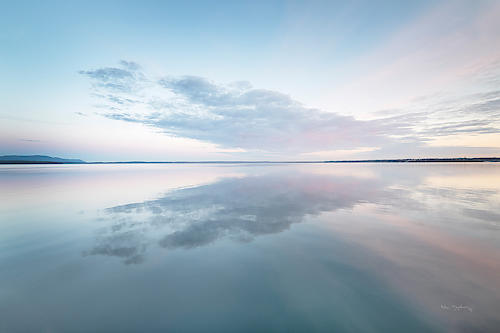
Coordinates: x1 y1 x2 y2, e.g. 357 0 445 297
85 172 387 264
85 165 500 267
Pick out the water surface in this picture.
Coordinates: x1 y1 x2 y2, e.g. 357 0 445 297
1 163 499 332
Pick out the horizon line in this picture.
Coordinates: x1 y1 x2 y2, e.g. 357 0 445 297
1 156 500 165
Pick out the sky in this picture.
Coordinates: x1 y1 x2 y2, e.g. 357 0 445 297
1 0 500 161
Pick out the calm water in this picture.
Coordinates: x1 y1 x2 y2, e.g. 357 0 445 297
1 163 499 332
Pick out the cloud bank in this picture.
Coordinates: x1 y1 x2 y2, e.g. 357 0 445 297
80 62 415 153
81 61 500 156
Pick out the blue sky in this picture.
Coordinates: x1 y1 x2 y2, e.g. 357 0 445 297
1 0 499 161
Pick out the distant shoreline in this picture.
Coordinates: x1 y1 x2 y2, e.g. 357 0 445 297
1 157 500 165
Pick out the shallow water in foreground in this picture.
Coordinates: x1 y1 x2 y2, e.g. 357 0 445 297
1 163 499 332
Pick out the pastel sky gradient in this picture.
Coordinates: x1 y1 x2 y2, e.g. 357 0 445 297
1 0 500 161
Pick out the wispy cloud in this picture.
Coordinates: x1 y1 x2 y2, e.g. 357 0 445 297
19 138 41 142
80 62 416 153
80 58 500 156
79 61 146 94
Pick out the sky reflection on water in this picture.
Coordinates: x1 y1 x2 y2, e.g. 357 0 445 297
1 163 499 332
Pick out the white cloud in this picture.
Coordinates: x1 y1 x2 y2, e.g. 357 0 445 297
80 57 500 158
81 63 414 153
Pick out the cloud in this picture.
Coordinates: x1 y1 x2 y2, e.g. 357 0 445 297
119 60 141 71
80 61 500 156
463 208 500 224
79 64 146 93
459 94 500 117
80 62 420 153
419 120 500 137
19 138 41 142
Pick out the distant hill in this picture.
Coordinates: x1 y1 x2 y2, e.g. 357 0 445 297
0 155 85 164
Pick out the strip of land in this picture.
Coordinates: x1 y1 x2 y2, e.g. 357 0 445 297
1 155 499 164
